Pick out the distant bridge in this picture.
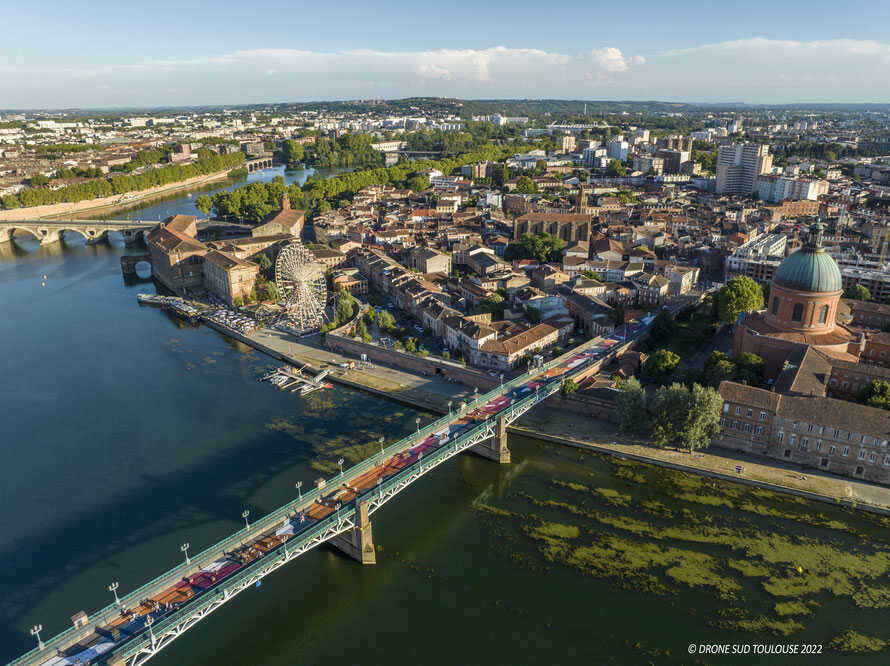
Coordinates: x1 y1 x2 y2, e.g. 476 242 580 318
245 157 274 172
0 220 157 246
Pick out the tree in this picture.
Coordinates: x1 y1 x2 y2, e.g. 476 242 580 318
515 175 537 194
404 337 418 353
561 378 579 396
605 160 626 177
480 293 505 316
195 195 213 215
355 319 369 340
649 310 676 343
281 140 305 166
644 349 680 379
616 376 649 435
733 352 764 385
335 289 356 325
613 302 626 326
717 276 764 324
651 383 690 448
682 383 723 453
406 174 430 192
846 284 872 302
857 380 890 410
376 310 396 332
651 383 721 453
582 270 603 281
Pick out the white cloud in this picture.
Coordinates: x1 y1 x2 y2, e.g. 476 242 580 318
1 38 889 107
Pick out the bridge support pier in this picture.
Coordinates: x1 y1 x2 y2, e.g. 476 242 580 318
0 228 10 243
85 230 107 245
122 229 145 246
330 501 376 564
472 414 511 464
40 230 61 246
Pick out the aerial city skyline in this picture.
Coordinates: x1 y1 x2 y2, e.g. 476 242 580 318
3 2 890 665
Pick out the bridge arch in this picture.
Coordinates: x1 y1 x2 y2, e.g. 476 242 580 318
5 226 43 242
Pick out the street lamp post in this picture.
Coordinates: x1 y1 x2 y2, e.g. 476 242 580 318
242 509 250 531
418 451 424 472
499 373 504 388
146 615 156 649
109 581 121 606
181 543 190 565
335 502 342 527
30 624 44 650
338 458 345 477
379 436 385 458
448 400 453 415
296 481 302 501
415 417 421 434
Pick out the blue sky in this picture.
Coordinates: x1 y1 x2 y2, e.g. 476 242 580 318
2 0 890 108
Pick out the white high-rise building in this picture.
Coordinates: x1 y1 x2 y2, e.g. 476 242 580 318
755 175 829 203
716 143 773 196
606 139 629 162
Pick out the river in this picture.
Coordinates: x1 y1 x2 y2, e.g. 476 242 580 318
1 168 890 664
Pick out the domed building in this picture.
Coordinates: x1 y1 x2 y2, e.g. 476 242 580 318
734 222 862 376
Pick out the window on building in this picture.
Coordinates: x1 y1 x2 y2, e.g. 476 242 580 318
744 423 752 433
815 440 823 451
884 455 890 467
807 424 815 432
772 297 779 315
790 434 797 446
760 411 766 421
777 431 785 442
818 304 829 324
792 303 803 322
755 426 764 435
829 445 837 455
870 452 877 464
821 458 829 468
859 449 867 460
746 408 753 417
731 421 738 430
735 406 741 415
720 418 726 427
784 449 791 458
856 466 864 476
843 446 850 457
723 403 729 413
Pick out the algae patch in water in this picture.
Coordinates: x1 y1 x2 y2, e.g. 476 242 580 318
828 630 888 654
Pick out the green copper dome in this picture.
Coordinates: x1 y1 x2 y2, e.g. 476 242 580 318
773 222 842 293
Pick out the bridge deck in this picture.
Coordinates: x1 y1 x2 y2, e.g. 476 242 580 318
13 321 650 666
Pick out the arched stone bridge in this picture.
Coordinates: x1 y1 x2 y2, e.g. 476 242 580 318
0 219 156 246
245 157 274 172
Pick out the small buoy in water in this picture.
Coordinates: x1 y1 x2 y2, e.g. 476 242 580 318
797 566 803 573
43 274 47 279
42 282 46 287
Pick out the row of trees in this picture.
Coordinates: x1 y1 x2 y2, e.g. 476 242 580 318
201 142 534 222
616 377 723 453
1 152 245 210
306 134 385 169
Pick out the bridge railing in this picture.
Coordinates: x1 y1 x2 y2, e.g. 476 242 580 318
13 330 643 664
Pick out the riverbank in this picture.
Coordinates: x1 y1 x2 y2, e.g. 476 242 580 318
201 318 471 413
514 404 890 515
203 317 890 514
0 170 233 222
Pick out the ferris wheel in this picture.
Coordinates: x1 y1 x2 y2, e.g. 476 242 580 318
274 241 327 332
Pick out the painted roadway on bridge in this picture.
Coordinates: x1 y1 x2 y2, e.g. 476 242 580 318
34 323 645 666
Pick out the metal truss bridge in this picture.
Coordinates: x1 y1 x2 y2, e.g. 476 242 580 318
11 324 646 666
